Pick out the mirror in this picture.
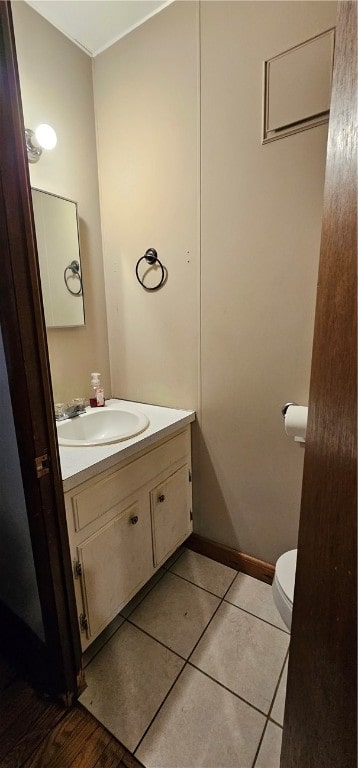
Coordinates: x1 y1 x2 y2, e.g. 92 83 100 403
31 188 85 328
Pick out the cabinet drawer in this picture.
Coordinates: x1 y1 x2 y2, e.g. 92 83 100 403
72 428 190 532
151 464 192 567
78 500 153 641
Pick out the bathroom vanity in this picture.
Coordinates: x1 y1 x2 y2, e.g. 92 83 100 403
60 400 195 650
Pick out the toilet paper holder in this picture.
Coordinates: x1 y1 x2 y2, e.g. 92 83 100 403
282 402 308 444
281 402 297 418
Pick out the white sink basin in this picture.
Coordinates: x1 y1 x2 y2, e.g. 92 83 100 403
56 406 149 446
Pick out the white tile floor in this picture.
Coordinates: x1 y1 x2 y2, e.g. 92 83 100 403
80 547 289 768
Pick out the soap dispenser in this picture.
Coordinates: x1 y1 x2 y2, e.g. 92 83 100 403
90 372 105 407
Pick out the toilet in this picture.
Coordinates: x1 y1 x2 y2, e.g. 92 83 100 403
272 549 297 631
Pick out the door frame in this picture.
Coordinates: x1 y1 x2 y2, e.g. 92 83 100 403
0 1 82 702
0 0 356 746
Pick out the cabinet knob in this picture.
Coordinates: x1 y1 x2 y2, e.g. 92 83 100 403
158 494 165 503
130 515 139 525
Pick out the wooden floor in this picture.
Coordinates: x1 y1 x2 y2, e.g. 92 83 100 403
0 655 143 768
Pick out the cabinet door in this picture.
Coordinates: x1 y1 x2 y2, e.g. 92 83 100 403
77 499 153 644
151 464 192 567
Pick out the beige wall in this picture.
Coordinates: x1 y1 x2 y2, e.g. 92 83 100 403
199 1 337 563
12 2 110 406
12 0 337 564
93 1 199 409
94 0 336 564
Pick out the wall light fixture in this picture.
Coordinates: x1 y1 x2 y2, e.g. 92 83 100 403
25 124 57 163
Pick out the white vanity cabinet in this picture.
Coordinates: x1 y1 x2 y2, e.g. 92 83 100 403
64 426 192 650
151 464 192 567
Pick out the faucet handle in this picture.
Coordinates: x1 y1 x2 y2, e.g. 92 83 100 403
65 402 86 418
73 399 86 415
55 398 86 420
54 403 66 420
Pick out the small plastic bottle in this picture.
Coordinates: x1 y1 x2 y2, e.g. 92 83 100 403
90 372 105 407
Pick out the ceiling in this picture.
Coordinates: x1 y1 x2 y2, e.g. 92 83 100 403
25 0 172 57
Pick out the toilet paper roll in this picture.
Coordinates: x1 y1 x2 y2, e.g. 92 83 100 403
284 405 308 443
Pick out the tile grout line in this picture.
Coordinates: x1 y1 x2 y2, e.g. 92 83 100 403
131 558 238 615
184 571 287 719
120 569 167 618
83 615 126 669
132 664 184 757
251 717 270 768
266 646 289 723
129 563 288 754
122 547 186 620
82 551 190 681
170 554 288 634
85 548 283 669
85 581 287 673
270 714 285 728
166 564 289 637
125 612 283 728
124 617 187 663
167 565 237 599
133 572 238 756
186 571 244 663
127 608 283 719
84 549 289 763
83 556 181 667
223 598 290 635
134 569 289 755
186 661 273 719
251 647 290 768
134 568 287 757
130 567 237 669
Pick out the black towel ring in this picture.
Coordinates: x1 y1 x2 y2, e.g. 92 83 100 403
135 248 166 291
64 260 83 296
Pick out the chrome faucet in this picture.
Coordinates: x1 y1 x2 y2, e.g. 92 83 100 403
56 402 86 421
65 403 86 419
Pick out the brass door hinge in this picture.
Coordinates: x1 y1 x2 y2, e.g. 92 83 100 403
188 468 192 482
79 613 88 633
35 453 50 479
74 560 82 579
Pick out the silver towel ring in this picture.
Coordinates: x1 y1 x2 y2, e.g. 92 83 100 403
64 260 83 296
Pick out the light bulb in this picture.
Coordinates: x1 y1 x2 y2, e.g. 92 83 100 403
35 124 57 150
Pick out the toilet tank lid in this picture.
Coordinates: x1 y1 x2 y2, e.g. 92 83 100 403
275 549 297 603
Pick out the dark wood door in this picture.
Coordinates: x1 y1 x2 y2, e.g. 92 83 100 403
0 2 82 700
281 3 357 766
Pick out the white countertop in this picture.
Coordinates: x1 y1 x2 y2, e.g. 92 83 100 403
59 399 195 492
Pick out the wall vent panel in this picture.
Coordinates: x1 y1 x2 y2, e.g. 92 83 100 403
263 28 335 143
